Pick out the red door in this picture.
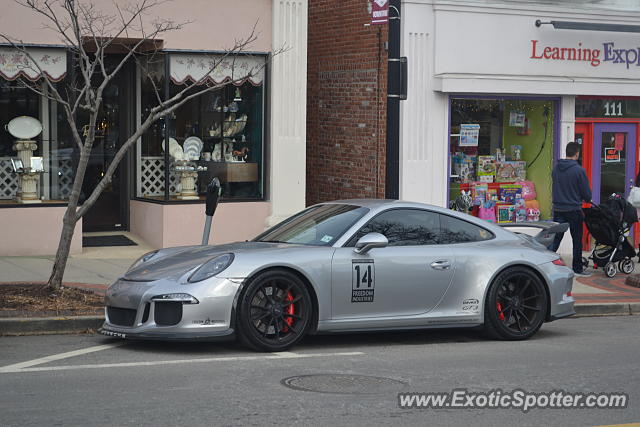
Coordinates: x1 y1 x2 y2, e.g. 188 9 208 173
575 123 593 249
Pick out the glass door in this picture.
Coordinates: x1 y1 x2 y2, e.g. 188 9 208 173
592 123 636 204
79 56 132 231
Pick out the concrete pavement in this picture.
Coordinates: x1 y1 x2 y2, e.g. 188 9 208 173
1 316 638 426
0 231 152 285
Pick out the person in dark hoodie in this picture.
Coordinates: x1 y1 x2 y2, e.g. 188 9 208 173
549 141 593 276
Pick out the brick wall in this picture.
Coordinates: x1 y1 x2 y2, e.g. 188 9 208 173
306 0 388 205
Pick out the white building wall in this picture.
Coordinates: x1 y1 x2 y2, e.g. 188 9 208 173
267 0 308 226
400 2 449 206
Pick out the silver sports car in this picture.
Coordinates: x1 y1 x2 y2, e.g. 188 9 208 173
100 199 575 351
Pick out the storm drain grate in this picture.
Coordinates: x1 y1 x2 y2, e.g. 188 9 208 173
281 374 407 395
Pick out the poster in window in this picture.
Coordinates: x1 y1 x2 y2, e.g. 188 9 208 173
614 133 625 151
604 147 621 163
459 124 480 147
509 111 526 127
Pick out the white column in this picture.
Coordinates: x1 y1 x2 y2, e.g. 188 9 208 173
40 83 50 200
560 96 576 158
267 0 308 226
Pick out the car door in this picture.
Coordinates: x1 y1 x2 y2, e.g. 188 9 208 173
331 208 455 319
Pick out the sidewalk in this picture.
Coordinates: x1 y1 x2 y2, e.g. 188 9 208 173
568 254 640 315
0 231 152 286
1 248 639 335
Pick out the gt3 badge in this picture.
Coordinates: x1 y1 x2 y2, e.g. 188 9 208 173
352 260 375 302
462 298 480 313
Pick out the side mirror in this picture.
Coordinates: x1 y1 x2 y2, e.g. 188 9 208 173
354 232 388 254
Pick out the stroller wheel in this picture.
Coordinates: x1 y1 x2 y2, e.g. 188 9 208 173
604 262 617 278
581 257 589 268
619 259 635 275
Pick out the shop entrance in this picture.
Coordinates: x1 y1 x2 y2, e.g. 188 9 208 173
575 121 638 247
592 123 636 204
79 58 133 232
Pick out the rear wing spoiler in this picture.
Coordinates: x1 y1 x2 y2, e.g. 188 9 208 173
498 222 569 247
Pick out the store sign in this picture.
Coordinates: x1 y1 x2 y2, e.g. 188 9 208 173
530 40 640 69
0 47 67 82
604 148 621 163
371 0 389 25
434 10 640 93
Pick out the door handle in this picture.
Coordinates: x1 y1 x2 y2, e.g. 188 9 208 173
430 260 451 270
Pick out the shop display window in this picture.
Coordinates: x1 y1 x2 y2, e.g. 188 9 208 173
0 80 75 205
136 54 265 202
449 98 556 223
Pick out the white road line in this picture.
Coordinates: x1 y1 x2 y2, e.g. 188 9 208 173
0 351 365 374
0 343 124 373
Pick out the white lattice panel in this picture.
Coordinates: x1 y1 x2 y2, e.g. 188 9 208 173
56 158 73 199
140 156 178 196
0 157 19 200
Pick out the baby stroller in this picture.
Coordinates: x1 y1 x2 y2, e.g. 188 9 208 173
582 194 638 278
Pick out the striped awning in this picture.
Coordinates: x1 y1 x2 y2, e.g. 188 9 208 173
0 47 67 82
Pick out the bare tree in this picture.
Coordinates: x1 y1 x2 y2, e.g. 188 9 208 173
2 0 265 289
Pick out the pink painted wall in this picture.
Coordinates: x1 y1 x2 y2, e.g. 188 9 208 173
0 0 272 52
129 200 165 249
0 206 82 256
130 200 271 248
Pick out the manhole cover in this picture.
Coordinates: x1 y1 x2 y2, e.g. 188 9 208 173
281 374 407 395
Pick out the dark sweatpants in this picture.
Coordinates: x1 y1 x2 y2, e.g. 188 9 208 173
549 209 584 273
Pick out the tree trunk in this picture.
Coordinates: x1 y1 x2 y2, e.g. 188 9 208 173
47 138 94 290
47 208 78 290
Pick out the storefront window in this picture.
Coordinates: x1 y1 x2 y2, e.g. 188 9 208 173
449 98 556 223
0 81 40 203
137 55 168 200
136 54 265 202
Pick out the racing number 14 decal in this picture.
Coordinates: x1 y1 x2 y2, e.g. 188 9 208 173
352 260 375 303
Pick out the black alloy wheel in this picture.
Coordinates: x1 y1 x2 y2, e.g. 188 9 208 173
484 267 548 340
237 269 312 352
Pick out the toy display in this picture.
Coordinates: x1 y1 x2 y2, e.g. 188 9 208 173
496 161 527 182
477 156 496 183
515 198 527 222
526 208 540 222
478 201 496 222
516 180 536 200
497 204 515 223
499 184 522 204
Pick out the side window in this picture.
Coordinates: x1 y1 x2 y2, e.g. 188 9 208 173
439 214 494 244
347 209 440 246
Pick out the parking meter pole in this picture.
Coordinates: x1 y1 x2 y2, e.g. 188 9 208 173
202 177 221 245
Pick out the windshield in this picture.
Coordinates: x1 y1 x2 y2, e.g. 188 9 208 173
254 204 370 246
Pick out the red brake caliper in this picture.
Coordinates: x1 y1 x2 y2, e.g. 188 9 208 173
496 302 505 321
283 291 295 332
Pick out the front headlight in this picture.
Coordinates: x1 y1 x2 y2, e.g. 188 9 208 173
128 250 159 271
188 253 234 283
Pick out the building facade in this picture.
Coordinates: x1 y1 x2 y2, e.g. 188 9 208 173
309 0 640 252
306 0 389 205
0 0 308 256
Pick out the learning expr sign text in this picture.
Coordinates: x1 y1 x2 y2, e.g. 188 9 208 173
530 40 640 68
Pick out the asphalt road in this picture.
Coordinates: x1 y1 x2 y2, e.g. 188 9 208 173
1 316 639 426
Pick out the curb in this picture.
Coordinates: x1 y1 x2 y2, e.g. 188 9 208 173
1 304 638 336
0 315 104 336
574 303 640 317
